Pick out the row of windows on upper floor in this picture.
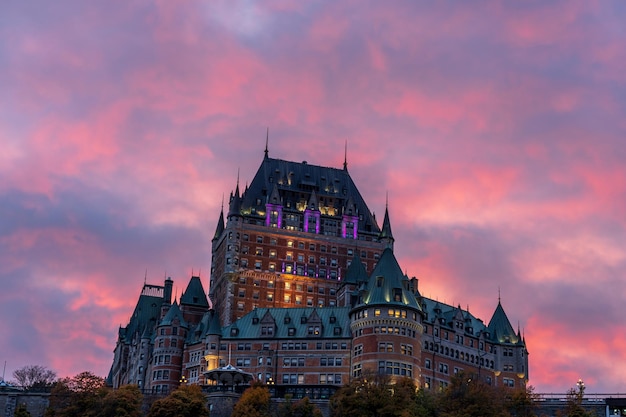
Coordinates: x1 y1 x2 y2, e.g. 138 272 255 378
423 342 496 369
239 217 379 239
424 326 523 358
424 325 489 349
232 356 345 368
353 308 419 321
227 232 380 259
238 285 337 296
424 319 478 335
236 296 337 310
229 257 347 279
237 276 341 292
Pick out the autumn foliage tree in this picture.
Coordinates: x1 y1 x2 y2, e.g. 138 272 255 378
147 384 209 417
99 384 143 417
276 394 324 417
230 382 272 417
45 371 107 417
329 374 431 417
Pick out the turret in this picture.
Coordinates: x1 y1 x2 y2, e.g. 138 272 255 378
378 201 394 250
349 248 423 385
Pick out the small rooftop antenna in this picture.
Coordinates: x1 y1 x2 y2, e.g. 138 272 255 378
265 128 269 159
343 140 348 171
144 269 147 285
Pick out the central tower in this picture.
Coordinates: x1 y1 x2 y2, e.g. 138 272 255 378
210 148 388 326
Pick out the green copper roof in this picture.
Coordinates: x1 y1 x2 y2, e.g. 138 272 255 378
487 301 519 344
342 254 369 285
361 248 421 311
160 301 188 328
118 284 163 343
222 307 352 339
180 276 209 308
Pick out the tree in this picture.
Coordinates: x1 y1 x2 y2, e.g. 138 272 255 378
45 371 107 417
98 384 143 417
12 365 57 391
437 373 509 417
558 386 594 417
505 386 537 417
147 384 209 417
230 382 271 417
330 374 424 417
14 404 32 417
276 395 324 417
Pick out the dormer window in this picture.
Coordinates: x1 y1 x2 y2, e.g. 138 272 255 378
284 316 291 324
230 328 239 336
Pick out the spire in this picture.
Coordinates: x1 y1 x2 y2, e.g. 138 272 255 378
228 171 242 218
379 194 394 249
213 197 225 241
487 298 519 344
343 140 348 171
264 128 269 159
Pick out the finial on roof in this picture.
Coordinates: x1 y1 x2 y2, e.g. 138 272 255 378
498 287 501 303
221 194 224 211
144 269 147 284
343 140 348 171
265 128 269 159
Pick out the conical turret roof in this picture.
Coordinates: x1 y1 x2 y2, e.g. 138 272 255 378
487 301 519 343
379 205 394 245
160 301 188 327
361 248 421 311
343 253 369 285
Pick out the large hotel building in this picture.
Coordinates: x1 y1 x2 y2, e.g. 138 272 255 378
109 145 529 402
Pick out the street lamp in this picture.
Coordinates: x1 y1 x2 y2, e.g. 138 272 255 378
576 378 584 394
179 375 187 385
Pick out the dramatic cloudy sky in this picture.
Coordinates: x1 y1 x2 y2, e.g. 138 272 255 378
2 1 625 393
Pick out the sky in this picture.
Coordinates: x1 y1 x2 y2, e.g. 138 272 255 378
1 0 625 394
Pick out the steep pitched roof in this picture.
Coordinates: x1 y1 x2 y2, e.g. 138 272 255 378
180 276 209 308
487 301 519 344
361 248 421 311
213 208 225 241
239 157 380 236
118 284 163 343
